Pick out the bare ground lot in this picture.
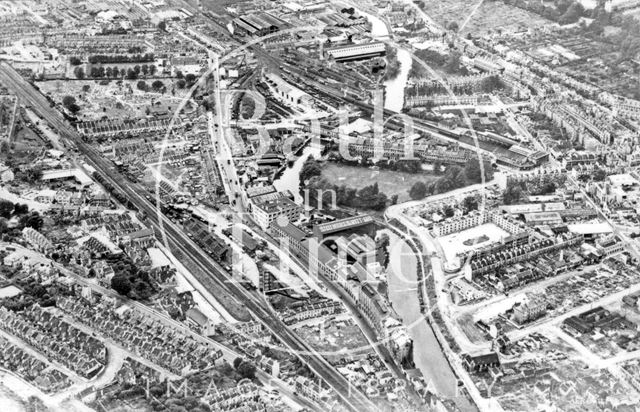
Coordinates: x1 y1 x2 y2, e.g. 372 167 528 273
37 79 188 122
420 0 552 35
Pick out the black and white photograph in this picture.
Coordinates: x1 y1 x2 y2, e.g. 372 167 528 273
0 0 639 411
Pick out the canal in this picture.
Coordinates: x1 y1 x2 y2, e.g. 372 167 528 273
385 230 476 411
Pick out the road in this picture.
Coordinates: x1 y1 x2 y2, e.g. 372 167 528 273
208 51 248 213
252 223 420 401
0 62 376 412
386 194 494 411
209 60 419 398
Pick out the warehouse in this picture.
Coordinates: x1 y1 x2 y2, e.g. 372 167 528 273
232 12 287 37
264 72 313 107
325 42 386 62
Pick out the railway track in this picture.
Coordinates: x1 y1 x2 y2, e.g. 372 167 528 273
0 62 377 412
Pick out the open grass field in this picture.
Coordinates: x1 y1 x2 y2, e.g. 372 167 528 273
321 162 439 202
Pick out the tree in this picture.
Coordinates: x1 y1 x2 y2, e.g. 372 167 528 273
18 166 42 183
445 165 467 188
464 159 482 183
111 274 132 296
149 65 157 76
111 66 119 78
19 212 43 230
300 157 323 182
73 67 85 80
175 70 184 79
62 95 75 108
559 2 585 24
176 79 186 89
377 233 390 250
480 75 505 93
233 357 243 369
141 64 149 76
593 168 607 182
540 181 556 194
355 182 388 210
126 68 137 80
236 361 256 380
158 21 167 31
463 195 478 212
409 181 427 200
151 80 164 91
464 158 492 184
185 73 197 85
503 183 523 205
0 200 13 219
13 203 28 215
62 95 80 114
82 85 91 93
443 205 455 218
240 96 256 119
0 218 8 235
433 161 443 175
447 21 459 31
444 51 467 75
136 81 148 91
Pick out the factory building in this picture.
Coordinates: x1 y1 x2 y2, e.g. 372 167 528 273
325 42 386 62
264 72 313 107
232 12 287 36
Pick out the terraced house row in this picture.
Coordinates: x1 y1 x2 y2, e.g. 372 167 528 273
0 305 105 379
57 296 223 376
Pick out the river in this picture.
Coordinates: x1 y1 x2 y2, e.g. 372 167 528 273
273 10 411 200
272 5 473 409
385 230 476 411
272 145 322 204
384 48 412 112
272 14 473 407
359 10 412 112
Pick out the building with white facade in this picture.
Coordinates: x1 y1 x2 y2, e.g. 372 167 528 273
252 196 301 230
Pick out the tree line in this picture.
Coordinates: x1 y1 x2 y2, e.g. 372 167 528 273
88 53 155 65
74 63 158 80
408 158 493 200
300 157 394 210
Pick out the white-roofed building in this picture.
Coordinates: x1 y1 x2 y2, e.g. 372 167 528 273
41 168 93 187
325 42 386 62
264 72 313 108
567 222 613 236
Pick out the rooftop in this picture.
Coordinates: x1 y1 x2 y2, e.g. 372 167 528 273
314 215 374 235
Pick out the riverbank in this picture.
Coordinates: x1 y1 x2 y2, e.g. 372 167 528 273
356 5 412 112
384 226 477 411
272 144 322 204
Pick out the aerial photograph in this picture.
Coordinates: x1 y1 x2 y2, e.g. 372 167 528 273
0 0 639 411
